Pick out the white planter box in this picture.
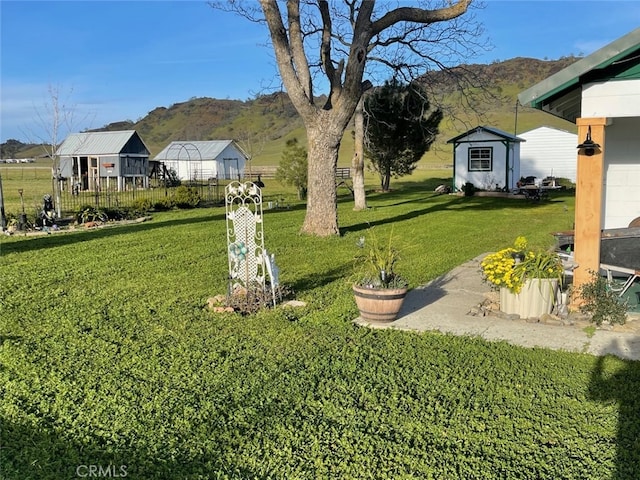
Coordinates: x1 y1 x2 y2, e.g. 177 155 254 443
500 278 558 318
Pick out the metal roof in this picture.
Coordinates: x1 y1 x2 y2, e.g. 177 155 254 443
518 28 640 123
447 125 525 144
56 130 146 156
153 140 247 161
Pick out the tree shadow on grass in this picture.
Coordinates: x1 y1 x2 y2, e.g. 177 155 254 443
589 346 640 479
0 212 226 256
341 194 555 235
290 263 354 293
395 273 450 319
0 417 266 480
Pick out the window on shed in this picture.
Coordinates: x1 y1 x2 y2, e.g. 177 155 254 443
468 147 493 172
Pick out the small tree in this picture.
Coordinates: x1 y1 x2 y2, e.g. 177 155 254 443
276 138 308 200
364 79 442 191
236 126 268 180
25 84 92 217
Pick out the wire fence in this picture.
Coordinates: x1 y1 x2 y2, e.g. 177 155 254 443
58 180 227 215
2 164 353 218
0 166 50 180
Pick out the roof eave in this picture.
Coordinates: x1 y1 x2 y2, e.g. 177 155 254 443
518 28 640 117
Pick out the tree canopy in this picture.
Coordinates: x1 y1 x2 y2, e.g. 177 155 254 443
364 78 442 191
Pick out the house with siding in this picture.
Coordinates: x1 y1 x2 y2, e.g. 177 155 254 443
518 27 640 291
518 126 578 183
447 126 524 191
56 130 150 192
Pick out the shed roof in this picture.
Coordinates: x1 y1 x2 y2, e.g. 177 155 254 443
518 28 640 123
446 125 524 144
153 140 248 161
57 130 148 156
518 125 577 137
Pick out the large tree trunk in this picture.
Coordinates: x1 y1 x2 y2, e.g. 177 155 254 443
352 95 367 210
301 124 342 236
255 0 472 235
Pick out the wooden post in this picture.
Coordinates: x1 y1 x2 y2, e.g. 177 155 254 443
573 117 608 301
0 173 6 231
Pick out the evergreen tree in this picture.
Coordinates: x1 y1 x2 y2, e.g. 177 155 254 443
364 79 442 191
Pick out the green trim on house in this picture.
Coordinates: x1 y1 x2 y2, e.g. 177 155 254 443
613 63 640 79
518 28 640 113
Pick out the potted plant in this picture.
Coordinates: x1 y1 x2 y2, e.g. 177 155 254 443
352 228 409 322
481 236 564 318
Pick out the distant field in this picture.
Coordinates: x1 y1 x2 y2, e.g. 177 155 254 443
1 157 453 217
0 162 53 214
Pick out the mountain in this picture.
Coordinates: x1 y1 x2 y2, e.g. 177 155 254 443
2 57 579 166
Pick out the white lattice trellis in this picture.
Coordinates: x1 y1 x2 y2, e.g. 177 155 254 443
225 181 267 295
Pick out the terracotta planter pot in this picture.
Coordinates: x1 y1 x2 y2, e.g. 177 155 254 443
353 285 408 322
500 278 559 318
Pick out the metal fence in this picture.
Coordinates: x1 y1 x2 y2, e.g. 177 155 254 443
58 180 227 216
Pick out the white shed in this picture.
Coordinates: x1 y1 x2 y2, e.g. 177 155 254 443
153 140 248 181
447 126 524 191
519 126 578 183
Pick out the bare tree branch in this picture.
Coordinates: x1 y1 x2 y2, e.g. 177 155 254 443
211 0 483 235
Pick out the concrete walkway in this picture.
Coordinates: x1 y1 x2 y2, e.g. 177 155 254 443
354 255 640 362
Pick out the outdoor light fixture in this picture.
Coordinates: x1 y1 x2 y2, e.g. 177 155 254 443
577 125 601 156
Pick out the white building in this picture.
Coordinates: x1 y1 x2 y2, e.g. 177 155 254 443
518 126 578 183
447 126 524 191
153 140 248 181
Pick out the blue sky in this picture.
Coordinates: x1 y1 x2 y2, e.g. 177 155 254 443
1 1 639 143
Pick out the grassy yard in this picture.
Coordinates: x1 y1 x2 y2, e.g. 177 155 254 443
1 162 53 214
1 177 639 479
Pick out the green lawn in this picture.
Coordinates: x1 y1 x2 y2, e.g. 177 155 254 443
1 178 639 479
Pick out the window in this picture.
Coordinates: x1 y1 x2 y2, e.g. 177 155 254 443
468 147 493 171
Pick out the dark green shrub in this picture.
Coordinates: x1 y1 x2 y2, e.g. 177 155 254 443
152 198 175 211
173 186 201 208
131 198 152 214
103 207 129 221
463 182 475 196
554 177 575 189
75 205 107 223
578 270 628 326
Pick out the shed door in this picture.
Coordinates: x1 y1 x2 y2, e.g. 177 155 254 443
223 158 239 180
90 157 99 189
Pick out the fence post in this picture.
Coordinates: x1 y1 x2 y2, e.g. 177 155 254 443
0 173 6 230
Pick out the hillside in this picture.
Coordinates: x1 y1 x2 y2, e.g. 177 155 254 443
2 57 579 167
